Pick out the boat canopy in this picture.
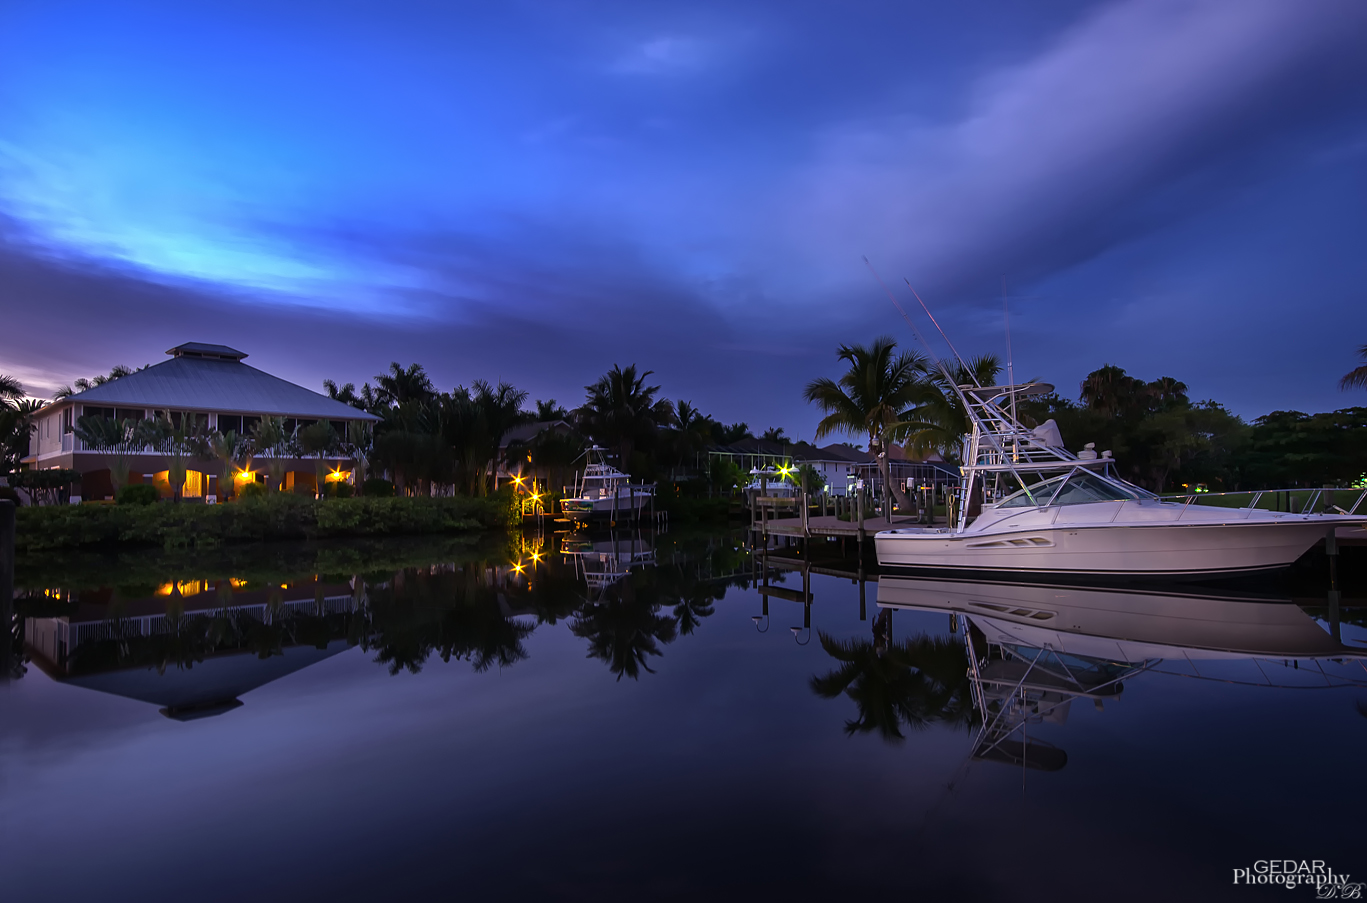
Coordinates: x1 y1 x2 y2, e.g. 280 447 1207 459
996 470 1154 509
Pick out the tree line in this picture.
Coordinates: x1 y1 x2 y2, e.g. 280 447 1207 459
3 339 1366 497
803 337 1367 494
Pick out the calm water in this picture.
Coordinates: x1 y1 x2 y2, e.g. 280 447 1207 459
2 530 1365 902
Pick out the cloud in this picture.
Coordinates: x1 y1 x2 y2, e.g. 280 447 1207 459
610 36 708 75
785 0 1367 300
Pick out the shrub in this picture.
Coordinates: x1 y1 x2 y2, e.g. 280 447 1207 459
323 481 354 499
14 492 520 551
237 483 268 500
116 484 160 506
361 478 395 498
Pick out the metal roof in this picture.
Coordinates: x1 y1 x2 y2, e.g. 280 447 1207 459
61 355 380 420
168 342 248 360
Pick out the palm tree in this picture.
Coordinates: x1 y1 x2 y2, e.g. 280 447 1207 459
0 375 23 403
1079 364 1138 417
665 400 713 478
73 415 152 494
902 353 1002 458
297 421 340 497
374 362 435 407
803 336 932 510
535 399 569 421
208 430 247 500
1146 376 1189 410
1340 344 1367 392
0 376 41 476
53 364 139 399
578 364 673 472
249 416 293 491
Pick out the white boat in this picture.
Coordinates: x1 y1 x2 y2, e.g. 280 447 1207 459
743 466 799 503
875 382 1367 577
560 447 654 522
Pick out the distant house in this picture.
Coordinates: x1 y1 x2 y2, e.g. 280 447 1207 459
497 419 576 489
708 438 958 496
25 342 379 501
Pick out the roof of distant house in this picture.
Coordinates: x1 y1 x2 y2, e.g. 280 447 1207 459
500 419 573 447
60 344 380 420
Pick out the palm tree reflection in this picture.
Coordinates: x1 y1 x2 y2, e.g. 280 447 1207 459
369 566 535 675
570 581 678 680
810 611 974 742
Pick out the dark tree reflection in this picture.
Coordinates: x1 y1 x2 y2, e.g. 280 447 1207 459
369 565 535 675
570 579 678 680
810 611 974 742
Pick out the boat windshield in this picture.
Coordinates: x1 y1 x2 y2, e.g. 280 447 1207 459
996 471 1142 508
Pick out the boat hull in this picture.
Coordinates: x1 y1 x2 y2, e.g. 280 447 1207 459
561 493 652 522
875 520 1345 577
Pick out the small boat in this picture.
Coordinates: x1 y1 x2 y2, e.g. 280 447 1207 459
743 466 799 504
560 447 654 522
875 381 1367 578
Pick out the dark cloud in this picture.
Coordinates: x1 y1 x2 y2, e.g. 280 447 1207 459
4 0 1367 431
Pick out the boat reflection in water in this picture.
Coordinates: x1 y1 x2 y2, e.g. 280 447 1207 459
875 577 1367 772
560 532 656 601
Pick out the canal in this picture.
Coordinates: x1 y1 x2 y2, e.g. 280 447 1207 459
2 529 1364 901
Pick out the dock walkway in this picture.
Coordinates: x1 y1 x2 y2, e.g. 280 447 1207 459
753 513 933 539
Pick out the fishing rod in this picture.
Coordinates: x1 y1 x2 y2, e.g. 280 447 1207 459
860 256 957 387
902 278 976 387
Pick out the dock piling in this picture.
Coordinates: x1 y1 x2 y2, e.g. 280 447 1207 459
0 500 13 682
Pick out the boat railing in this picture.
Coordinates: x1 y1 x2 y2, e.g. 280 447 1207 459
1156 487 1367 517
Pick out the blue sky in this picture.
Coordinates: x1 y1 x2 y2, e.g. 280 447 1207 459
2 0 1366 436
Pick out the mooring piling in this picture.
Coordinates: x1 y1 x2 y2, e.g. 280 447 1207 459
0 500 14 683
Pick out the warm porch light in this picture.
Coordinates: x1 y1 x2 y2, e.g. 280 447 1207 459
235 469 255 483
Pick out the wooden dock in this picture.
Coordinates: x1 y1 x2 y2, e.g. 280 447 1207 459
754 513 922 539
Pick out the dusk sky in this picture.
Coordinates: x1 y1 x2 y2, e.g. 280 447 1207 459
3 0 1366 438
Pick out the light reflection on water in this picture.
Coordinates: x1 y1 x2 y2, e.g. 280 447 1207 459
3 530 1365 901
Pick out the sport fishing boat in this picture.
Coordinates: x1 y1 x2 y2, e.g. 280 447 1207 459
875 381 1367 578
743 466 799 504
560 447 655 523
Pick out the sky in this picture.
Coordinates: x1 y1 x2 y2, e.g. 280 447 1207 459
2 0 1366 438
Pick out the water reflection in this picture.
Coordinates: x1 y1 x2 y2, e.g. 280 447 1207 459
874 577 1367 770
809 612 974 741
11 530 758 712
23 578 370 719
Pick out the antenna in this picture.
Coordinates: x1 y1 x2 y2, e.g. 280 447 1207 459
1003 276 1018 461
903 279 974 382
861 257 951 379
